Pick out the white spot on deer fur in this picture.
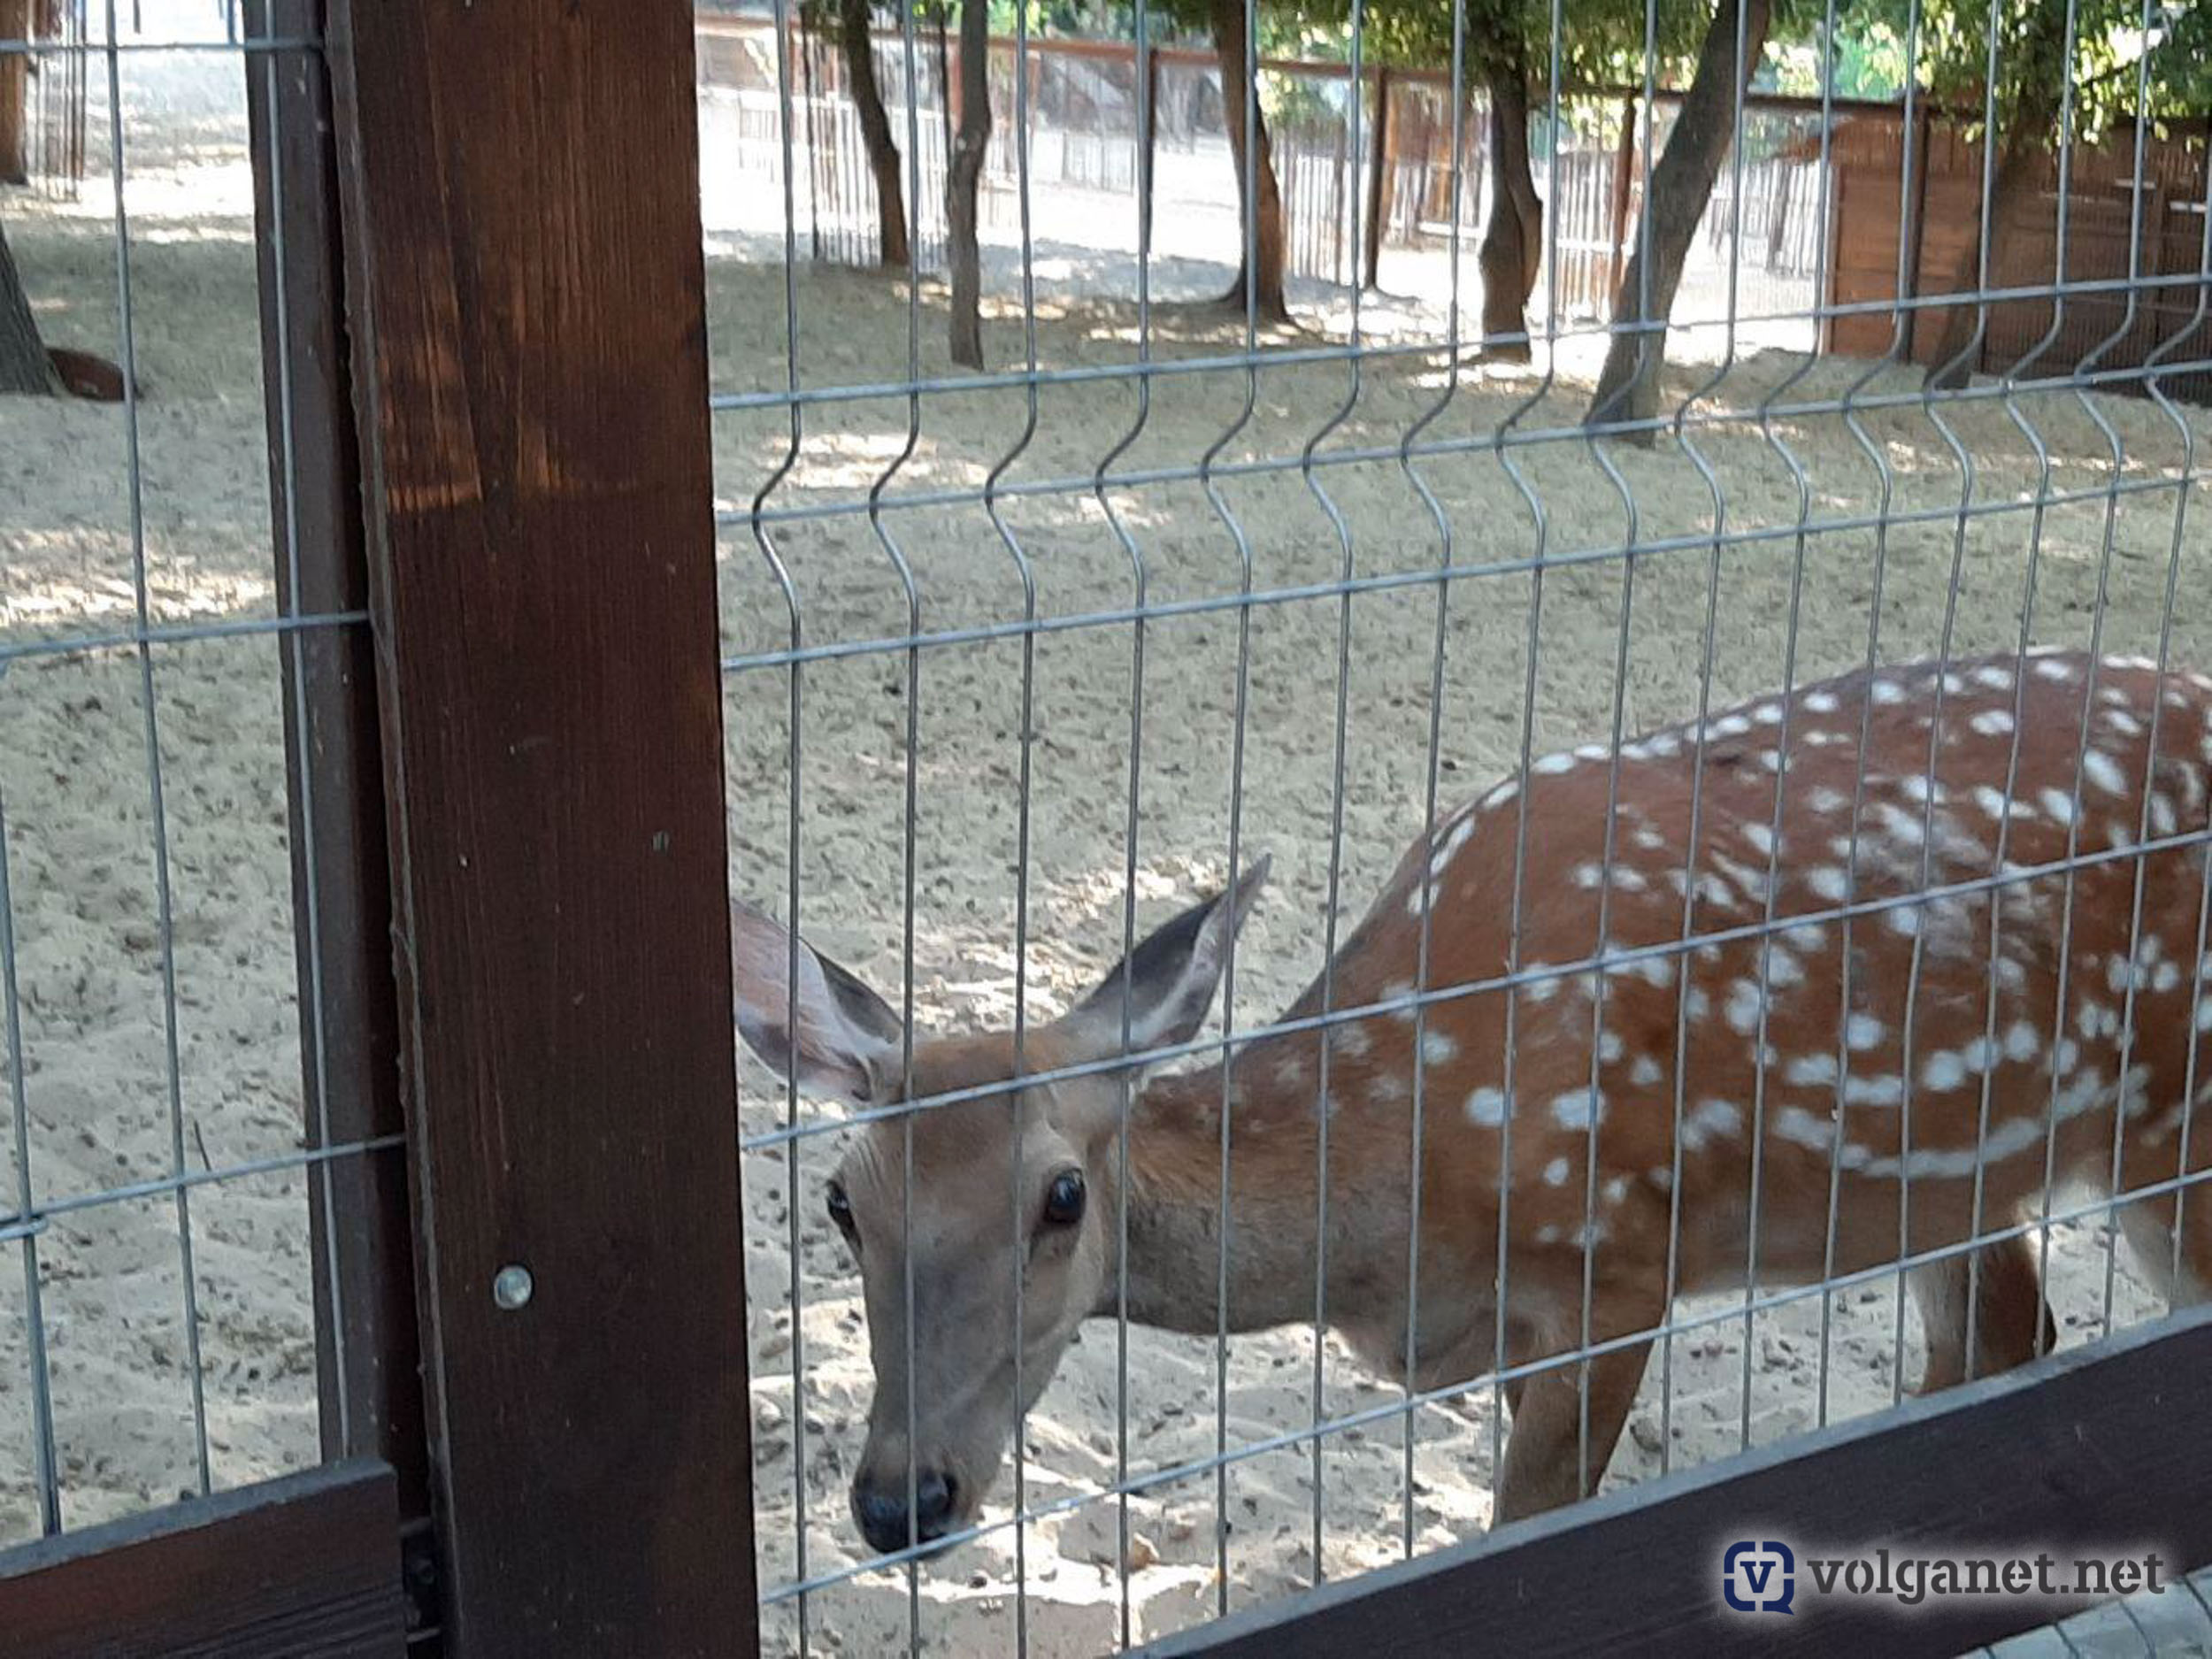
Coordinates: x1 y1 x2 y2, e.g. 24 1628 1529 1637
1630 1054 1664 1088
2081 750 2127 797
1602 1175 1632 1205
1786 1053 1839 1087
2154 959 2183 995
1331 1022 1371 1060
2037 787 2078 825
1885 904 1922 939
1773 1105 1835 1149
1576 744 1613 764
1549 1088 1605 1130
1743 822 1776 858
1598 1030 1624 1064
1750 702 1784 726
2032 658 2075 682
2195 996 2212 1033
1709 713 1753 740
1533 751 1577 776
1922 1050 1969 1091
1724 979 1765 1034
2002 1020 2042 1064
2149 794 2177 837
1809 866 1849 902
1621 953 1676 989
1804 691 1840 715
1969 710 2015 738
2104 710 2144 738
1682 1098 1742 1150
1844 1074 1906 1107
1542 1156 1571 1187
1970 664 2014 691
1686 987 1711 1020
1430 816 1476 876
1761 946 1805 991
1572 863 1606 890
1971 784 2033 821
1632 825 1666 852
1534 1224 1564 1245
1847 1015 1885 1051
1486 778 1521 811
1808 786 1848 816
1647 1165 1674 1191
1899 775 1940 806
1421 1030 1457 1066
1379 980 1419 1019
1871 680 1906 705
1466 1087 1507 1127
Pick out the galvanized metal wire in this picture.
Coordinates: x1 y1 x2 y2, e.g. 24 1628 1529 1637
724 0 2212 1640
1 3 393 1545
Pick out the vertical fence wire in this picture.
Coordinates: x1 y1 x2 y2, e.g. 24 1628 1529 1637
97 0 210 1501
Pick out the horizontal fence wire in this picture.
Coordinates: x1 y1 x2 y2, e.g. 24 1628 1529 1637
717 0 2212 1647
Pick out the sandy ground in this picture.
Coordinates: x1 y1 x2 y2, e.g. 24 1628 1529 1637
4 17 2211 1657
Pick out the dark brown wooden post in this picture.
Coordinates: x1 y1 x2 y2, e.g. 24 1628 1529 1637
324 4 756 1655
1607 94 1637 297
241 15 432 1616
1363 65 1393 290
1904 101 1935 361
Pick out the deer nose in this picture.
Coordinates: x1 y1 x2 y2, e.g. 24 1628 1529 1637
854 1470 958 1554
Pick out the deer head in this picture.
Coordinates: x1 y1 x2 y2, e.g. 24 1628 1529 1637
731 860 1269 1555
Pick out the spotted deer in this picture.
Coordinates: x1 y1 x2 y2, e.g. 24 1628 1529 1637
733 649 2212 1556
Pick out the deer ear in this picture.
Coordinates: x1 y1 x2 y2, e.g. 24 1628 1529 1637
1065 856 1271 1066
731 900 904 1105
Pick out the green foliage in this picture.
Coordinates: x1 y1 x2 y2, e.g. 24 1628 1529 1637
1848 0 2211 142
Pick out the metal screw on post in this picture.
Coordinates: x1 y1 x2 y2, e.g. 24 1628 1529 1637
491 1264 534 1310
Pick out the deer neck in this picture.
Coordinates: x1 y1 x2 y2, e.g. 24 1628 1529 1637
1097 1045 1391 1339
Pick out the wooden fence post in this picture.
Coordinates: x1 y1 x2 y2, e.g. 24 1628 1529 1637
324 4 756 1655
1608 93 1636 298
1904 101 1935 362
1363 65 1392 290
241 1 434 1630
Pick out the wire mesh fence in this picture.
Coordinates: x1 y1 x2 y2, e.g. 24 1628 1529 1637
3 0 2212 1650
0 0 392 1552
710 0 2212 1650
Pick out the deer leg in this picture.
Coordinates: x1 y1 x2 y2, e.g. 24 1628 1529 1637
1909 1233 2054 1394
2115 1108 2212 1307
2117 1183 2212 1308
1492 1286 1659 1527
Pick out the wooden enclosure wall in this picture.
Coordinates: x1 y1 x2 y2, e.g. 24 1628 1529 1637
1824 112 2211 391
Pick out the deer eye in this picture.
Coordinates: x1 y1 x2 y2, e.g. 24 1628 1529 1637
826 1180 856 1242
1041 1169 1086 1228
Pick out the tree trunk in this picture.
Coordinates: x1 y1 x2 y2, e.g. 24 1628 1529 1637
838 0 910 269
946 0 989 368
1363 67 1393 291
1 214 62 395
1209 0 1288 322
1585 0 1773 437
1921 130 2042 390
1477 55 1542 358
